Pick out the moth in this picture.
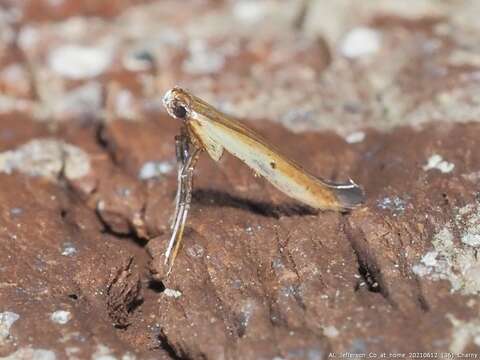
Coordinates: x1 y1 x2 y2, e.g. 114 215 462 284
162 87 364 273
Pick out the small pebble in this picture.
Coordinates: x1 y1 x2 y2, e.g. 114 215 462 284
51 310 72 324
164 288 182 299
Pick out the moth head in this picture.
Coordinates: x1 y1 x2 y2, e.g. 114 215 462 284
163 87 193 121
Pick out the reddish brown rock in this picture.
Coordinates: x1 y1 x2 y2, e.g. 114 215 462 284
2 1 480 359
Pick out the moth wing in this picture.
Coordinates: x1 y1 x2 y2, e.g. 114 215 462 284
193 116 364 210
189 122 224 161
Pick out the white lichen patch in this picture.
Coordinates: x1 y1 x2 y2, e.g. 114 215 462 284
0 311 20 345
0 139 91 181
423 154 455 173
447 314 480 353
48 44 113 79
50 310 72 324
413 203 480 294
376 196 406 215
340 27 381 59
164 288 182 299
457 204 480 247
1 347 56 360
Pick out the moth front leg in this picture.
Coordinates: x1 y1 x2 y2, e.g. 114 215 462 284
165 137 200 274
166 147 200 273
170 132 190 229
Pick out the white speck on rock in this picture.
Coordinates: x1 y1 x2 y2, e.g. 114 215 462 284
423 154 455 173
61 242 77 256
164 288 182 299
138 161 174 180
377 196 406 214
48 45 113 79
0 311 20 345
1 347 56 360
50 310 71 324
340 27 381 58
0 139 91 181
345 131 365 144
186 244 204 258
323 325 339 338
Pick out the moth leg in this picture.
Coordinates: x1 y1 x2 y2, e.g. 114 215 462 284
170 133 189 229
165 145 200 274
167 148 200 273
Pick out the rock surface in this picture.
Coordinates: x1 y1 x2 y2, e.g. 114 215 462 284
1 0 480 359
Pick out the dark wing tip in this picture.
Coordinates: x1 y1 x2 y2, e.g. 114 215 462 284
326 178 365 210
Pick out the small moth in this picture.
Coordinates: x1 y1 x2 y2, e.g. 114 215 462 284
162 87 364 273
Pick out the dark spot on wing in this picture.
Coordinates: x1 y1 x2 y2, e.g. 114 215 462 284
253 159 272 177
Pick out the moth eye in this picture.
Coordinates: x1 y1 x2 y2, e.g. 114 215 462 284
173 104 187 119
